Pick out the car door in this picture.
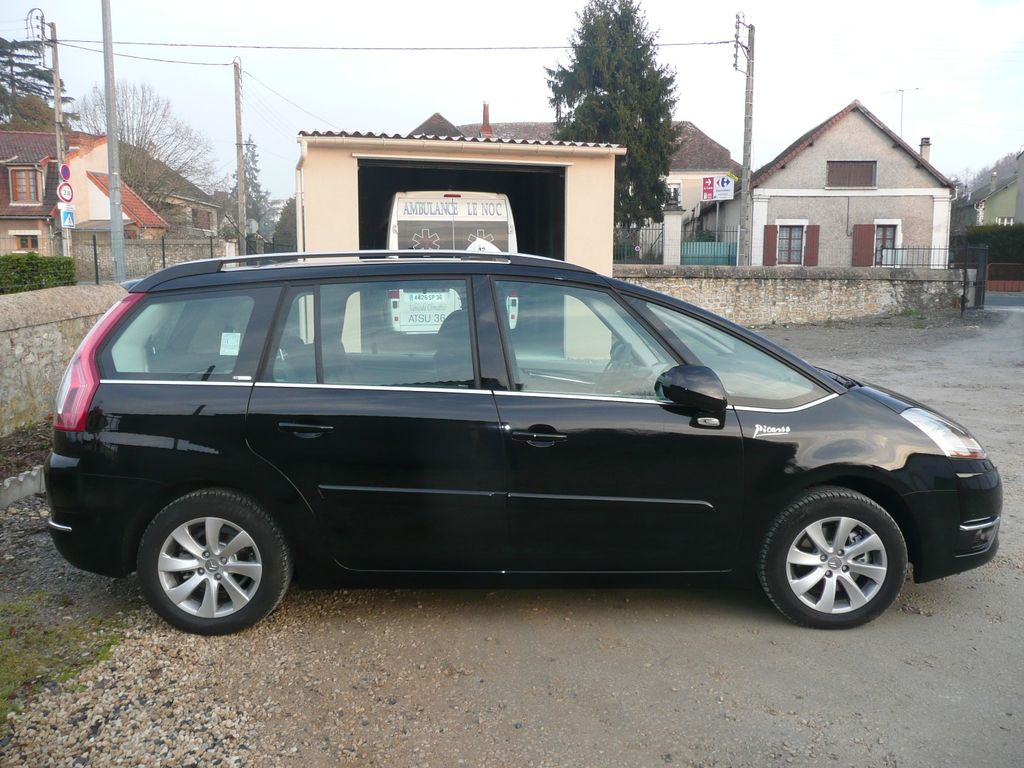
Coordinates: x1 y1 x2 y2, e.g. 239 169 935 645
491 278 745 572
245 275 507 571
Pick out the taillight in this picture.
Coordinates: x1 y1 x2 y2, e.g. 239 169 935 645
55 292 145 432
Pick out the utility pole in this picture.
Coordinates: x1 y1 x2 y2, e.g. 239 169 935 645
234 59 247 256
734 13 755 266
101 0 126 281
49 22 71 260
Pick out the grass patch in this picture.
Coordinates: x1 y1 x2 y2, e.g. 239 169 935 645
0 592 128 726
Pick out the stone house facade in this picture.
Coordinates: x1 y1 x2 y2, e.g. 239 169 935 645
712 101 953 268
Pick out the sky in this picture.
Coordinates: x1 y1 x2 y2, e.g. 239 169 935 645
6 0 1023 200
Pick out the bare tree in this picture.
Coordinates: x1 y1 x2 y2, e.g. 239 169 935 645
75 82 216 214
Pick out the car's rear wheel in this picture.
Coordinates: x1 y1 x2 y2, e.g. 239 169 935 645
758 487 907 629
138 488 292 635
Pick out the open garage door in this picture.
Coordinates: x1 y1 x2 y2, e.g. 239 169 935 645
358 159 566 260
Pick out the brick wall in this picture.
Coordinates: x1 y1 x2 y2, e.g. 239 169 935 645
613 265 962 327
0 284 126 437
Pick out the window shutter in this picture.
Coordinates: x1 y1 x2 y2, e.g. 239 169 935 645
763 225 778 267
804 225 820 266
852 224 875 266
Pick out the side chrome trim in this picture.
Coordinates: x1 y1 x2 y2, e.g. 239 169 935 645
510 492 713 508
320 484 503 498
732 393 839 414
100 379 253 387
46 519 73 533
255 382 491 395
495 391 664 405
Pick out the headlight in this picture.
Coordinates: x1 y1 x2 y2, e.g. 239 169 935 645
901 407 986 459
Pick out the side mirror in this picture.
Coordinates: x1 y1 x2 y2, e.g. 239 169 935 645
656 365 728 416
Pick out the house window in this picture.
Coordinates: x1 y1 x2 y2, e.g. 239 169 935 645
778 225 804 264
192 208 212 230
16 235 39 250
826 161 877 188
667 183 680 203
996 217 1015 226
10 168 41 202
875 224 898 252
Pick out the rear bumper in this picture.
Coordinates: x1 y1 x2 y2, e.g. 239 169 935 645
906 462 1002 583
45 451 145 577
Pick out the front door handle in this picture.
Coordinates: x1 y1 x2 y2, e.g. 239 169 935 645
278 421 334 438
511 426 567 448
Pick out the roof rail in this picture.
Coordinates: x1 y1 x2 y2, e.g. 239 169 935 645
127 250 591 291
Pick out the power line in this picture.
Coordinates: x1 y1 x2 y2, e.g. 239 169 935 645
243 70 341 131
59 37 736 52
57 40 231 66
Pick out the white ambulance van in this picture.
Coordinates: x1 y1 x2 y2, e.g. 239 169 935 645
387 191 517 253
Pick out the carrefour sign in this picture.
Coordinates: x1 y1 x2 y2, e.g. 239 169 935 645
701 175 735 201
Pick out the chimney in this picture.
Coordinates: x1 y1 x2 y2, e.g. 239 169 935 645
481 102 492 139
991 171 998 193
919 137 931 163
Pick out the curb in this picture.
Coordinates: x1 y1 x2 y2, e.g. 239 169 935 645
0 465 45 508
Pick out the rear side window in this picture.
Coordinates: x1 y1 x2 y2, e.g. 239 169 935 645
102 289 266 381
266 278 476 389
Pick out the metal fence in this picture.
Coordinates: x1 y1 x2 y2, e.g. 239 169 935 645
73 235 235 284
613 226 664 264
873 247 952 268
681 228 738 266
986 262 1024 292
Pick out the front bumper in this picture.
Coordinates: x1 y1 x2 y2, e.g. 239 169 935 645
906 460 1002 583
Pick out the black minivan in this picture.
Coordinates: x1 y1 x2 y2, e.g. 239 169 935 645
46 252 1001 634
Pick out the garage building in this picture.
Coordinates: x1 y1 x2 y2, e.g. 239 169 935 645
295 114 625 275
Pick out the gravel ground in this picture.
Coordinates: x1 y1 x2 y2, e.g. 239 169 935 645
2 309 1021 768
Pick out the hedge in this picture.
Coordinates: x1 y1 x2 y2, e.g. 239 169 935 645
0 252 76 294
966 225 1024 265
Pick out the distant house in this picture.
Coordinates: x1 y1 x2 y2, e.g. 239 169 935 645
711 101 954 268
664 122 741 228
954 172 1017 232
0 129 224 258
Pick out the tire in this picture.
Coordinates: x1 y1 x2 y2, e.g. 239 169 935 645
137 488 292 635
758 487 907 629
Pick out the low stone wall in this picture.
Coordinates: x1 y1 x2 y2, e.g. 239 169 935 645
0 284 126 438
613 265 962 327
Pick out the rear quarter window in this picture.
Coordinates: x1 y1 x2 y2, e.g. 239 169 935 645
100 288 273 381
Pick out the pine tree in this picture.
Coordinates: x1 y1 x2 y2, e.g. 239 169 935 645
0 37 62 123
272 197 297 251
547 0 679 227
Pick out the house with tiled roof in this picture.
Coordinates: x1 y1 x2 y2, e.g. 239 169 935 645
0 130 170 255
953 171 1017 231
709 100 953 268
665 122 741 226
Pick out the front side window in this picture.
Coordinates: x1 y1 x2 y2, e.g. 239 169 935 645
875 224 897 252
268 278 475 389
16 234 39 251
637 300 828 410
104 290 259 380
10 169 40 202
778 226 804 265
495 280 676 399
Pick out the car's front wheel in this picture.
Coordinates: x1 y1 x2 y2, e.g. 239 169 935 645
758 487 907 629
137 488 292 635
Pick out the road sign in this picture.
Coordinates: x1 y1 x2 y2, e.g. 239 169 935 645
57 181 74 203
60 208 75 229
701 175 735 201
60 163 71 181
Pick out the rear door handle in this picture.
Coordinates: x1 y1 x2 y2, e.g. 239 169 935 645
511 428 567 447
278 421 334 438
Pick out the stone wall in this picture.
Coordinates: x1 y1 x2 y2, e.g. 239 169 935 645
0 284 126 437
613 265 962 327
70 237 233 283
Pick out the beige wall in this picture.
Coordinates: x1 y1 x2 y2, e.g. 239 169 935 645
767 111 938 190
297 137 624 275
